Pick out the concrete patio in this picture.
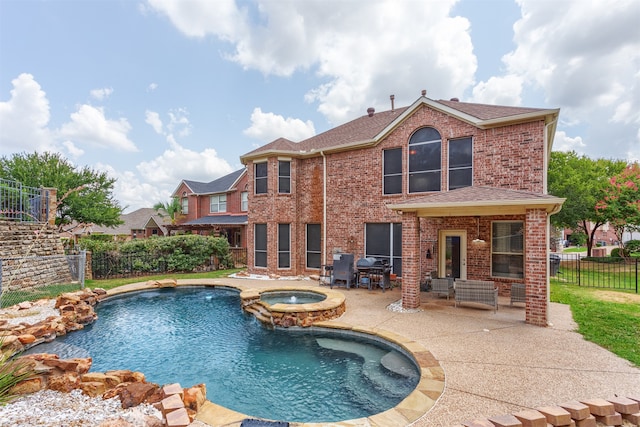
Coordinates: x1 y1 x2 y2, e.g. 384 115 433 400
214 277 640 426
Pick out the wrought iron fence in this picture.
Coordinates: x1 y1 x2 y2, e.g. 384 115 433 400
0 178 50 223
555 253 638 293
230 247 247 267
0 252 86 308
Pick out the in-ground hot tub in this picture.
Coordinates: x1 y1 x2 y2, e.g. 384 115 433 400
241 286 345 327
259 289 327 305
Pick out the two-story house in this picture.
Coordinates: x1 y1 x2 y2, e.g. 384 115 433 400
240 94 564 326
168 168 249 249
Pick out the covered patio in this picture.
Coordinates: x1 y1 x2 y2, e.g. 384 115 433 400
387 186 565 326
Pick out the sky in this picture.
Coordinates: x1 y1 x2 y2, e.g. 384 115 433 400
1 0 639 213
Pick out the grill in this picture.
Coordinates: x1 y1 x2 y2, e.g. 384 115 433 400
355 257 391 292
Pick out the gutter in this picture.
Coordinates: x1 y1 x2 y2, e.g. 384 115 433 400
321 151 327 267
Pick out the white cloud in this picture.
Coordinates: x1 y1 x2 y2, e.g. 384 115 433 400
61 140 85 159
137 144 234 185
243 108 315 142
57 104 138 152
145 110 163 134
500 0 640 161
148 83 158 92
470 75 523 106
0 73 56 154
90 87 113 101
147 0 475 124
553 130 585 153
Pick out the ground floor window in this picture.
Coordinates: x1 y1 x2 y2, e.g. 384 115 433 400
306 223 321 269
365 223 402 276
278 223 290 269
254 223 267 268
491 221 524 279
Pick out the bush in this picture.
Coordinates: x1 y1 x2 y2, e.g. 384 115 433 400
611 247 631 258
0 340 34 405
624 240 640 254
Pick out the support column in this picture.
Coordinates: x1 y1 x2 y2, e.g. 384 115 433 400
401 211 421 309
525 209 548 326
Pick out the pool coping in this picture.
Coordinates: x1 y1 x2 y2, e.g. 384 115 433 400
104 279 444 427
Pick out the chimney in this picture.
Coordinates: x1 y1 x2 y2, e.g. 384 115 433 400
421 89 427 96
367 107 375 117
390 94 395 112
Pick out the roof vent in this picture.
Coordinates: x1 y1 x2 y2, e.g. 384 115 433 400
390 95 395 112
421 89 427 96
367 107 375 117
450 97 459 102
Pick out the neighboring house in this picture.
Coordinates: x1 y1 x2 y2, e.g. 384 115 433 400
89 208 171 241
240 93 565 326
168 168 248 249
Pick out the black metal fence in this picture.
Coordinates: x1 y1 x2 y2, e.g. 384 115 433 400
556 253 639 293
0 178 50 223
230 247 247 267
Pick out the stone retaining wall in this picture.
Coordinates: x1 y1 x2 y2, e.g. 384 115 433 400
0 220 72 291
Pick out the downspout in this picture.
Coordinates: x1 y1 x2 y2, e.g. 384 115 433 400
321 151 327 267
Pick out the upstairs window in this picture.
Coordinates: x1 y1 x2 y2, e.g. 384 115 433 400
278 160 291 194
449 137 473 190
241 191 248 211
255 162 268 194
408 127 441 193
383 148 402 195
210 194 227 213
180 197 188 214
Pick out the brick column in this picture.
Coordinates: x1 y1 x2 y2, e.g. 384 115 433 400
525 209 548 326
401 211 421 309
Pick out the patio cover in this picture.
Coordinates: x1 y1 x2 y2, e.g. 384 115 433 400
386 186 564 217
180 215 248 226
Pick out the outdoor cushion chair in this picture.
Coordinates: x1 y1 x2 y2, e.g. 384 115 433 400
430 278 454 299
510 283 526 306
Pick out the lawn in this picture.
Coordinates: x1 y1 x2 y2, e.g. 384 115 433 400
550 281 640 367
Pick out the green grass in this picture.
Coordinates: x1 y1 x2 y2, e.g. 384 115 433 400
563 247 587 253
550 281 640 366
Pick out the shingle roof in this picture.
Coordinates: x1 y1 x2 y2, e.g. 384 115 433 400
91 208 171 235
386 186 565 217
435 99 550 121
181 168 245 195
182 215 248 226
240 97 558 162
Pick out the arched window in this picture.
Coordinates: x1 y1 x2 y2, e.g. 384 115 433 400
408 127 441 193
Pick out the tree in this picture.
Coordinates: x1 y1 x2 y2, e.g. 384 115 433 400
0 151 123 231
153 197 182 225
548 151 627 256
595 162 640 254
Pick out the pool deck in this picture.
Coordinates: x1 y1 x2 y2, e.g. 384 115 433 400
110 277 640 426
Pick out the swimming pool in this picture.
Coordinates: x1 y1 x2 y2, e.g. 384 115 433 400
30 286 420 423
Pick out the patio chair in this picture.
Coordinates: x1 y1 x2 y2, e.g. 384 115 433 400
510 283 526 306
330 253 356 288
430 277 454 299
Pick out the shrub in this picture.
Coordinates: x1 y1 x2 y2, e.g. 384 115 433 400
625 239 640 254
611 247 631 258
0 340 34 406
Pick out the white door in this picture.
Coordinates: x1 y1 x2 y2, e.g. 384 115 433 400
439 230 467 280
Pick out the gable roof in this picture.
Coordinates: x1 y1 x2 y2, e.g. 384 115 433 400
175 168 246 197
240 96 559 163
91 208 171 235
386 186 565 217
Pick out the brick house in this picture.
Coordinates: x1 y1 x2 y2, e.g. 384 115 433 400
240 94 565 326
168 168 248 249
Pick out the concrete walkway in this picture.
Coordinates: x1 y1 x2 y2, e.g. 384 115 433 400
212 277 640 426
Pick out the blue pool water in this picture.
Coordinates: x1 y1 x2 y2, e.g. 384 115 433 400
29 287 419 423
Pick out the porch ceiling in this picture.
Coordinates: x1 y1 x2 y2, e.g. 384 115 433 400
386 186 565 217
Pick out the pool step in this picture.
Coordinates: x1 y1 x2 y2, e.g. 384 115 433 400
316 338 413 399
244 302 273 325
